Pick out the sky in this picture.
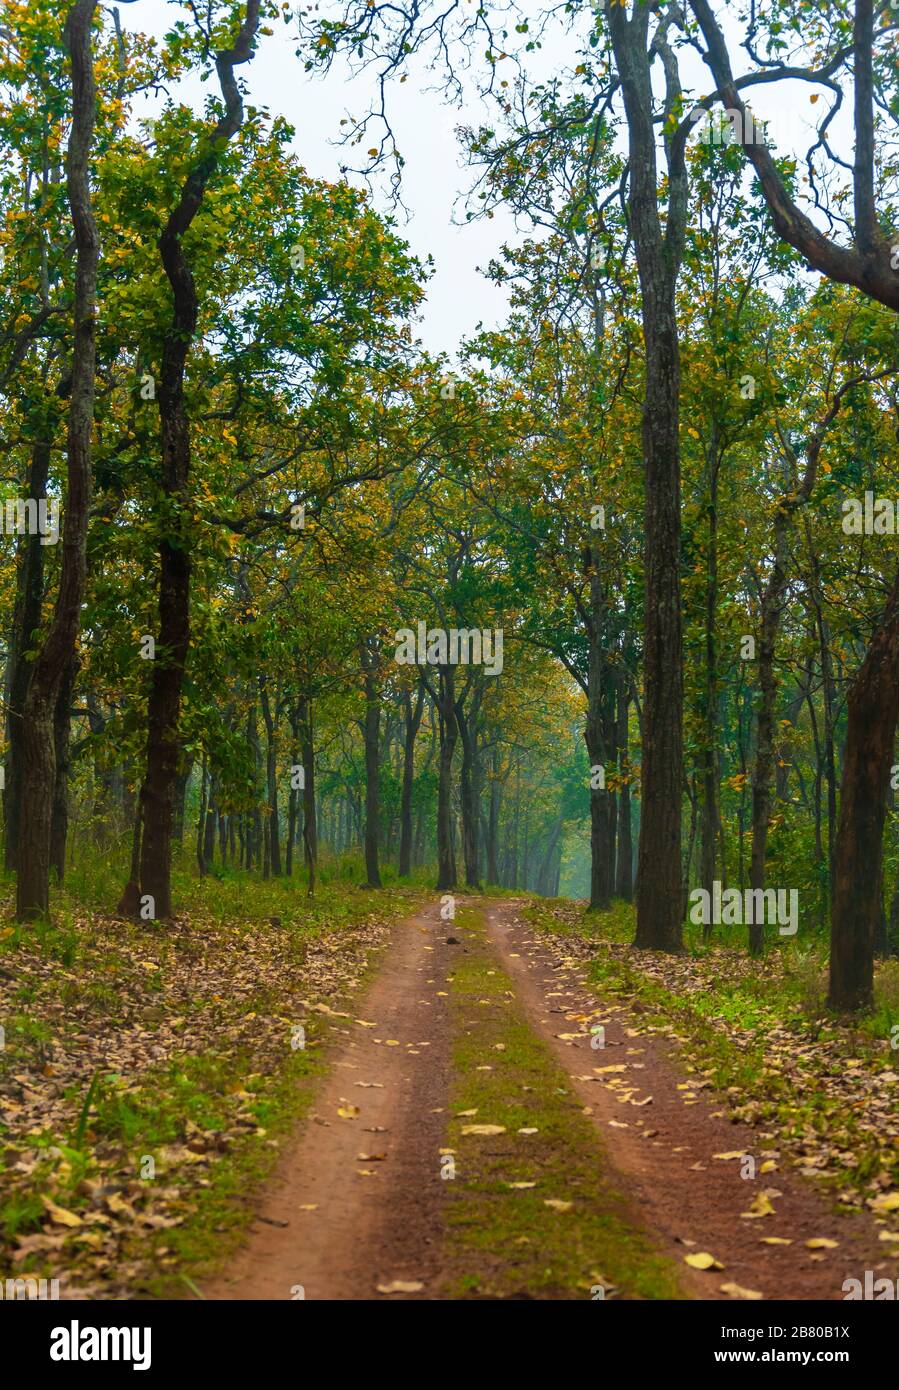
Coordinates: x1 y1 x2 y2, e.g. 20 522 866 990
121 1 849 359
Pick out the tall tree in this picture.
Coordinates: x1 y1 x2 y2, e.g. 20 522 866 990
604 0 689 950
129 1 261 920
17 0 99 919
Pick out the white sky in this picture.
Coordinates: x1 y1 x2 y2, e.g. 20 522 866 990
121 2 852 359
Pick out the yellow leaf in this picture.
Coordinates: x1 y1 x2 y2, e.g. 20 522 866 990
41 1196 82 1228
377 1280 424 1294
720 1282 763 1300
806 1238 838 1249
685 1252 724 1270
544 1199 573 1212
106 1193 136 1218
741 1192 776 1219
460 1124 506 1136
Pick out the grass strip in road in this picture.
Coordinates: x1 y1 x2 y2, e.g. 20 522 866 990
441 907 684 1300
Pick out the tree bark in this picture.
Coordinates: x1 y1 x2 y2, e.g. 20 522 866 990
259 678 281 876
486 744 501 885
455 681 483 889
5 437 52 871
700 437 720 909
300 698 317 894
615 675 633 901
828 570 899 1012
399 679 424 877
50 654 77 883
434 664 457 890
361 638 382 888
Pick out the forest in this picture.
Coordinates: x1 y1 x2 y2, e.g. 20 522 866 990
0 0 898 1336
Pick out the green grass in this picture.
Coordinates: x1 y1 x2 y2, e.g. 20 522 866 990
440 908 684 1300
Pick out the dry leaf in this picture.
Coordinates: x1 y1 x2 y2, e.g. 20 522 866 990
41 1196 82 1228
740 1192 776 1220
685 1252 724 1271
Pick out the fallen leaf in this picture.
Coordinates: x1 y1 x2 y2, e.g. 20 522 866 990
740 1192 776 1220
377 1280 424 1294
685 1252 724 1271
720 1282 763 1300
41 1196 82 1228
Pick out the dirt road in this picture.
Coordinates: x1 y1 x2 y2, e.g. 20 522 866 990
203 899 898 1301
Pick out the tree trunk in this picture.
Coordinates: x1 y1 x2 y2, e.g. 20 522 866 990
361 639 382 888
486 745 501 885
399 679 424 877
435 665 457 890
5 437 52 871
536 817 563 896
828 569 899 1012
17 0 98 920
607 0 687 952
50 654 77 883
259 678 281 875
615 675 633 901
286 705 299 877
300 699 317 894
130 1 260 921
700 439 720 907
748 525 788 955
455 684 482 889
